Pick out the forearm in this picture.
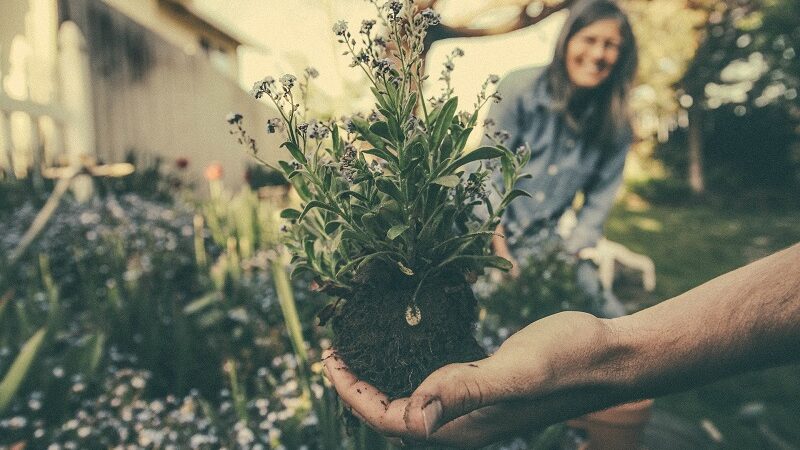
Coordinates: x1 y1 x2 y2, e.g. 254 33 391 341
592 243 800 399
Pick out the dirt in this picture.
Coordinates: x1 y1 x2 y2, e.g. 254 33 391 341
330 259 486 398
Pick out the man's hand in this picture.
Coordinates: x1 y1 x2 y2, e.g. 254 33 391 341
322 243 800 448
323 312 618 448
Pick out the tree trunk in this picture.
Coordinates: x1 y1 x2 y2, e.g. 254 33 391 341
687 108 705 195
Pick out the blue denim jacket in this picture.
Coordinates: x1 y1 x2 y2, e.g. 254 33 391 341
483 66 631 255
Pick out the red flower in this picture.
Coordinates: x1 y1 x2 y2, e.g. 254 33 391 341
204 162 224 181
175 157 189 170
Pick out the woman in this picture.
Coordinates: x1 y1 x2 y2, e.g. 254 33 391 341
489 0 638 318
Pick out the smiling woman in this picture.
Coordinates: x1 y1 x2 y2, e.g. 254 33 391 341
488 0 639 320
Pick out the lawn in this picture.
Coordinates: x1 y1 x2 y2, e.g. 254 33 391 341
605 199 800 449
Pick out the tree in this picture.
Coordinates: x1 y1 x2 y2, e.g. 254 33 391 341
677 0 800 194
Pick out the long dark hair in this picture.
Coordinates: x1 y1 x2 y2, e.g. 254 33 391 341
547 0 638 149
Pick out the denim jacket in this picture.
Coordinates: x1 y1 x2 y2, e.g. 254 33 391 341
483 66 631 255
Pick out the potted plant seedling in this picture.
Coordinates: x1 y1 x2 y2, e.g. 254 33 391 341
229 0 530 398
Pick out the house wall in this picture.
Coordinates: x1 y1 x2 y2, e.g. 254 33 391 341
99 0 239 79
58 0 285 189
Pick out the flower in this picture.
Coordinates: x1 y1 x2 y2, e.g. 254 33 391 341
266 118 282 134
249 77 274 98
420 8 441 27
332 20 348 36
225 112 243 125
304 67 319 79
175 157 189 170
360 19 376 35
204 163 224 181
279 74 297 90
386 0 402 18
451 48 465 57
488 74 500 84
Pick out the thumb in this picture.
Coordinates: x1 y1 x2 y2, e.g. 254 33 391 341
403 358 505 439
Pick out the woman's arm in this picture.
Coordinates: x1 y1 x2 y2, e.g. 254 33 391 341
564 133 630 254
324 243 800 447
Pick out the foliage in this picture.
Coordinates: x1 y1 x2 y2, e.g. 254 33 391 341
94 152 193 203
666 0 800 192
478 241 591 336
622 0 705 140
0 175 349 448
236 0 529 306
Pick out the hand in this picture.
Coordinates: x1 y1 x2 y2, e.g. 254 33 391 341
323 311 617 448
491 224 520 279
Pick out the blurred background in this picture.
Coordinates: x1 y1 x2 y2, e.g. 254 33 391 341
0 0 798 448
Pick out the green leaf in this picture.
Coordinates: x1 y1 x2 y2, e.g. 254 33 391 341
370 87 390 110
442 146 505 175
370 121 392 143
438 255 513 271
183 292 223 314
431 97 458 148
281 141 307 164
431 231 498 254
397 261 414 276
324 221 344 234
87 333 105 374
431 175 460 188
454 127 473 153
360 213 383 236
290 264 312 279
387 224 409 240
280 208 301 219
404 92 418 118
298 200 339 222
376 178 404 203
352 118 386 150
362 148 399 166
278 160 294 176
498 189 532 212
355 251 399 274
304 240 316 267
0 328 47 414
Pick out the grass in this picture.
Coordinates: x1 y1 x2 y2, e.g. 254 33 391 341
605 198 800 449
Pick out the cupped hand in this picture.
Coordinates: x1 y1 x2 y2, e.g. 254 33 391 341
323 311 615 448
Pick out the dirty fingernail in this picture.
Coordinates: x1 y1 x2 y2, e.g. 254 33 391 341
422 399 442 437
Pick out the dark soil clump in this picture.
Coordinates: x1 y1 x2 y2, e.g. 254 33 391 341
331 261 486 398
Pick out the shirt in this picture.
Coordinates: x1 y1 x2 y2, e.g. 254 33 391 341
482 66 631 255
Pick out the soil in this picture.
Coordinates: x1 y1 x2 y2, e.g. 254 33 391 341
331 260 486 398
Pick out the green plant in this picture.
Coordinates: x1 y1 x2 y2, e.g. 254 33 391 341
232 0 529 398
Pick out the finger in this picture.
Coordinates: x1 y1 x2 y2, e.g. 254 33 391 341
403 358 503 439
322 350 409 435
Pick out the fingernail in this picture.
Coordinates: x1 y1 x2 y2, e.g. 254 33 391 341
422 399 442 438
321 364 331 381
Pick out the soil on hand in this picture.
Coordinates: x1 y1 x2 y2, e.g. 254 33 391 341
331 261 486 399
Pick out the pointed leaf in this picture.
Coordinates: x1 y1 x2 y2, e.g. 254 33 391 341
351 118 385 150
0 328 47 414
397 261 414 276
387 224 409 241
498 189 532 212
281 141 307 164
437 255 513 271
376 178 404 203
443 146 505 175
362 148 399 166
431 175 460 188
280 208 301 219
297 201 339 222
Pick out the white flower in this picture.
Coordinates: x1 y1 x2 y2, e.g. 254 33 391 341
332 20 348 36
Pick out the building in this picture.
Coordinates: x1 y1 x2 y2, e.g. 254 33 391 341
0 0 280 187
